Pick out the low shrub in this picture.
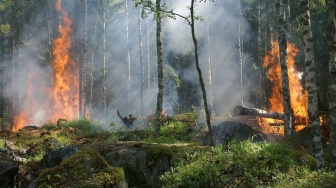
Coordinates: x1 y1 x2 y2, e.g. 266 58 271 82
146 120 194 144
60 119 104 135
160 141 334 188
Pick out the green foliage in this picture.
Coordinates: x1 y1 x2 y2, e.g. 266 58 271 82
27 148 46 162
146 120 194 144
60 119 104 135
134 0 176 20
0 139 4 147
143 144 173 162
40 123 58 131
0 23 10 35
164 64 181 88
0 117 10 131
275 168 336 188
160 141 326 188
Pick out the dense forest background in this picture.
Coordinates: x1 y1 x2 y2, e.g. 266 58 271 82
0 0 333 128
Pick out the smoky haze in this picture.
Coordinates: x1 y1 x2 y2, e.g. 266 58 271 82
1 0 250 129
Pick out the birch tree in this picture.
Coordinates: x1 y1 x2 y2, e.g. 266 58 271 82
300 0 324 168
326 0 336 171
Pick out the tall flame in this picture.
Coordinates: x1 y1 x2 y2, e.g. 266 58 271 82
49 0 79 122
260 39 308 134
12 0 78 131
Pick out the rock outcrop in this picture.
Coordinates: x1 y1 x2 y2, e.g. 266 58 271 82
97 142 173 188
37 148 127 188
0 159 19 188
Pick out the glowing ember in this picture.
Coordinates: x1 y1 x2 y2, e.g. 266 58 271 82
12 0 79 131
261 39 308 135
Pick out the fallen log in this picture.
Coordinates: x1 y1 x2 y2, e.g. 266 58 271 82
234 106 308 125
234 106 284 119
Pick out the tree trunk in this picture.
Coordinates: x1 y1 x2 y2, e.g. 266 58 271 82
190 0 214 146
102 0 107 114
234 105 308 125
206 17 214 112
234 106 284 119
89 0 99 115
81 0 88 119
326 0 336 171
126 0 131 110
77 0 83 119
238 0 244 106
155 0 164 138
277 0 294 137
139 10 145 115
300 0 324 168
11 6 16 121
147 19 151 90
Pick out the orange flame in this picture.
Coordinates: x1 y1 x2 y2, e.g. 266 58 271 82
261 39 308 134
12 67 40 131
49 0 79 122
12 0 79 131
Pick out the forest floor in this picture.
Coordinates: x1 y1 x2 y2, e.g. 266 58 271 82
1 113 336 187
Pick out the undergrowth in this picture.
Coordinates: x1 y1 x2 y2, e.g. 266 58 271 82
160 141 335 188
60 119 105 135
145 120 194 144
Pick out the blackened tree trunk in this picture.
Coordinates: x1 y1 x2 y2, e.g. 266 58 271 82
326 0 336 171
155 0 164 137
300 0 324 168
277 0 294 137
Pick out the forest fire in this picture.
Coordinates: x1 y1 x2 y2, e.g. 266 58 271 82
260 40 308 135
12 0 78 131
49 0 79 122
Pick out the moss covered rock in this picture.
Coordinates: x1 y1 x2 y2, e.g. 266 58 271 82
103 142 172 188
37 148 126 188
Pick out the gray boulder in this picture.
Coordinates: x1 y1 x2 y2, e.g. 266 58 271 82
199 121 267 145
46 145 79 168
103 143 172 188
0 160 19 188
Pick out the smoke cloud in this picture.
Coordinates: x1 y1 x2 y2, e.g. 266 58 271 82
1 0 251 129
